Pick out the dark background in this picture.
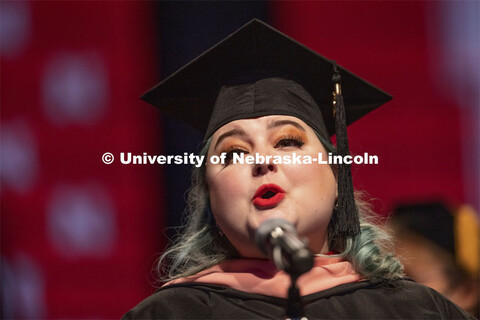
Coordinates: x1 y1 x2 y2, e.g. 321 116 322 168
1 1 478 318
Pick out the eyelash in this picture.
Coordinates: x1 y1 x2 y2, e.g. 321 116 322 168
219 135 305 167
274 134 305 148
222 145 249 165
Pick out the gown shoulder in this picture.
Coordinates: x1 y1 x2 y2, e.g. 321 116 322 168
122 279 475 319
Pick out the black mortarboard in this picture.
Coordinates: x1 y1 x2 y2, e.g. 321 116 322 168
391 202 479 278
142 19 392 245
392 203 456 255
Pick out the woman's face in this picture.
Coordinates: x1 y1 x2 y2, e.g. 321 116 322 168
206 115 337 258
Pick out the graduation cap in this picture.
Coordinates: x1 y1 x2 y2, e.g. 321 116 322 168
392 203 479 279
142 19 392 243
392 203 456 254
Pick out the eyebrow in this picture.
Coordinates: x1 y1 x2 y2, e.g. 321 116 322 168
267 120 306 131
214 128 246 150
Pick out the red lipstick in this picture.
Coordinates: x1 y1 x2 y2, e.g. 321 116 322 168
252 184 286 208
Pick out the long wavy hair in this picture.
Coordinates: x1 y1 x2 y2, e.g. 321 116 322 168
156 137 404 283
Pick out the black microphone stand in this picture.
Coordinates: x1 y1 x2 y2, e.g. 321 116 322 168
269 229 313 320
286 274 306 320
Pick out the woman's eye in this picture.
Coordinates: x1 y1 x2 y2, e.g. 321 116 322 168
222 148 248 165
275 138 304 148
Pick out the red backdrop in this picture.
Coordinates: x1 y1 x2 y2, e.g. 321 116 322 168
1 1 477 319
1 2 164 318
271 2 477 215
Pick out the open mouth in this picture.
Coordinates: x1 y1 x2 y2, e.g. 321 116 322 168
253 184 286 208
262 190 276 199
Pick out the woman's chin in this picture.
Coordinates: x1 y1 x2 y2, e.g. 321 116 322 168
247 207 297 231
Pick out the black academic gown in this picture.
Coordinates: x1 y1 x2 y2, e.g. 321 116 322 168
123 279 474 319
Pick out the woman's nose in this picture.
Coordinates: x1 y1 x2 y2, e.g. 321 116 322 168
252 161 277 177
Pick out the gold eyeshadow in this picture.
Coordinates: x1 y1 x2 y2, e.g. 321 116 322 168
217 135 250 154
221 144 249 154
215 126 308 156
273 128 307 147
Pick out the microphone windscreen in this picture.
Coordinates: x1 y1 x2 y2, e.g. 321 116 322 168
255 218 296 254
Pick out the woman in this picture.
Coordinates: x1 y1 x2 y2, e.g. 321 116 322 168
124 20 474 319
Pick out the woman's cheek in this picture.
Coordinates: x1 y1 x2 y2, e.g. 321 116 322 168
283 162 326 181
209 167 248 209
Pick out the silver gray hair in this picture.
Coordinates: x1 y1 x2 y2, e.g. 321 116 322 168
156 139 404 283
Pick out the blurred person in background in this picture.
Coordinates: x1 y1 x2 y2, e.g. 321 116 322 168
389 202 479 317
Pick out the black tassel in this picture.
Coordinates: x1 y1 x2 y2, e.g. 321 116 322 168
328 62 360 243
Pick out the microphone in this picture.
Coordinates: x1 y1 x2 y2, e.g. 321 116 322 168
255 218 314 277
